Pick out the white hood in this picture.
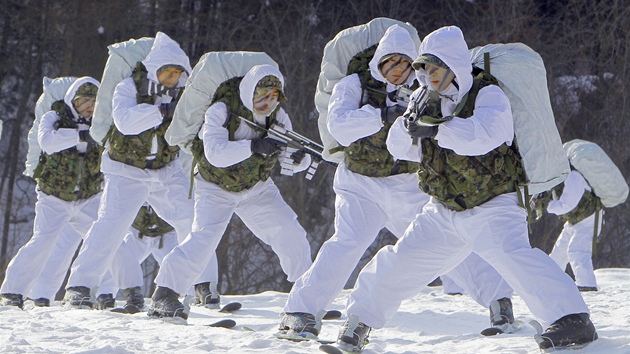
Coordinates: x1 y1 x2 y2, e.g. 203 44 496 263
368 24 418 86
63 76 101 119
238 64 285 114
142 32 192 87
416 26 472 102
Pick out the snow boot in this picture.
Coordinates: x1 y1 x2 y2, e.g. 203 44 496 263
95 293 116 310
63 286 93 309
535 313 598 351
337 314 371 352
147 286 187 320
33 297 50 307
489 297 514 327
122 286 145 313
279 312 321 337
194 281 220 308
1 293 24 309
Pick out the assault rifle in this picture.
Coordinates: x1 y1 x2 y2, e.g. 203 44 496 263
238 117 335 180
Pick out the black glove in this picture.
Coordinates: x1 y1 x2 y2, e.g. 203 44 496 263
251 138 286 156
289 149 306 164
404 119 438 139
78 130 98 145
159 102 177 122
381 105 406 124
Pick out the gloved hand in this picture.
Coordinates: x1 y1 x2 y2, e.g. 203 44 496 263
404 119 438 139
251 138 287 156
78 130 99 145
381 105 406 124
289 149 306 164
159 102 177 122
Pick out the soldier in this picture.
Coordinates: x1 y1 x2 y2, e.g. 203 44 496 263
1 77 104 308
330 26 597 352
148 63 313 321
62 32 205 309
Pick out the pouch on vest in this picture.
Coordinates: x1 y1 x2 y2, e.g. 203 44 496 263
315 17 421 163
25 76 78 177
165 51 279 153
564 139 628 207
92 36 154 143
470 43 570 195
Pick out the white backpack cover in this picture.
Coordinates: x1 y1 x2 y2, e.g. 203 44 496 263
315 17 421 163
165 51 278 152
24 76 77 177
91 37 154 143
470 43 570 195
564 139 628 207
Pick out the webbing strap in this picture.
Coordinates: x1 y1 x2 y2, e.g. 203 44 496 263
592 203 601 257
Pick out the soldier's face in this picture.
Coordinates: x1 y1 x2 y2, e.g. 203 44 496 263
73 97 96 118
253 88 280 116
425 63 455 92
380 54 413 86
157 66 183 88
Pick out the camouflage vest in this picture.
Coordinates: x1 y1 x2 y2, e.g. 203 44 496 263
131 205 174 238
191 76 280 193
343 45 419 177
34 101 104 202
107 61 180 169
417 68 526 211
551 178 602 225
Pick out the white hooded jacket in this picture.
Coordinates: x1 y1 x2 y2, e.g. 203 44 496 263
387 26 514 161
38 76 100 155
200 64 311 172
327 24 418 147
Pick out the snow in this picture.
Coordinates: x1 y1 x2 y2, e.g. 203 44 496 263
1 268 628 353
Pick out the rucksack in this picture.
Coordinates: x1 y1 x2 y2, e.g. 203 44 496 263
563 139 628 207
165 51 278 152
470 43 570 195
91 36 154 143
315 17 421 163
25 76 77 177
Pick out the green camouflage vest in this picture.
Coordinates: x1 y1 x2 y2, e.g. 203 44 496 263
107 62 180 169
551 180 602 225
34 101 104 202
131 205 174 238
417 68 526 211
192 76 280 193
343 45 419 177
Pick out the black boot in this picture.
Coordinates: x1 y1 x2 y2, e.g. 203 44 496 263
194 282 220 308
147 286 187 320
95 293 116 310
63 286 93 309
122 286 145 314
536 313 598 351
1 293 24 309
489 297 514 326
337 315 371 352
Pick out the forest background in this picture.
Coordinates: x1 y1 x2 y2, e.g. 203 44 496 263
0 0 628 298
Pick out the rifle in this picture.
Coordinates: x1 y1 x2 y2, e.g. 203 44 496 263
237 117 336 180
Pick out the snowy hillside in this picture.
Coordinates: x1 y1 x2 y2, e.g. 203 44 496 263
1 268 628 353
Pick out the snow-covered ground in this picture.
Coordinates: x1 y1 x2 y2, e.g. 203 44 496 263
1 268 628 353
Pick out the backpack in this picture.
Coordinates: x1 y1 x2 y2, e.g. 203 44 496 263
470 43 570 195
24 76 77 177
91 36 154 143
315 17 421 163
563 139 628 207
164 51 278 152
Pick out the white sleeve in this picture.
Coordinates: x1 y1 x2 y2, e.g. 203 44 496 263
386 116 422 162
435 85 514 156
201 102 253 168
112 78 164 136
37 111 80 154
547 171 590 215
327 74 383 147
